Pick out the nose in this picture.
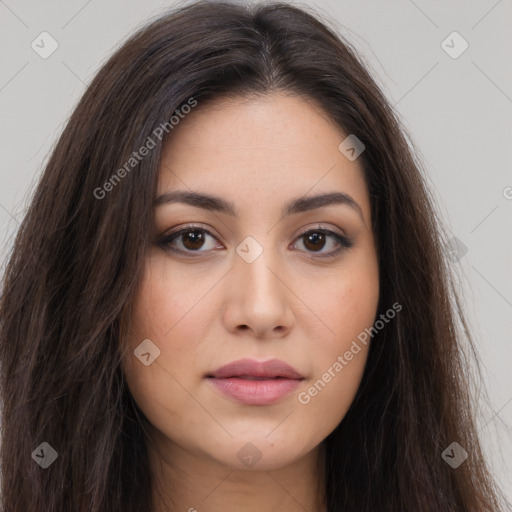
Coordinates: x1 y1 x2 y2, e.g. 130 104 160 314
221 242 295 339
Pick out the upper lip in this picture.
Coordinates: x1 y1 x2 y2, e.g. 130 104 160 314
207 358 304 379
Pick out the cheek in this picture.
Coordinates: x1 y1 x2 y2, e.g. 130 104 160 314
314 262 379 352
130 253 217 343
296 257 378 421
122 256 211 410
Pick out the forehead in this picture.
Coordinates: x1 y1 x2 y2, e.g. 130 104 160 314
157 92 370 222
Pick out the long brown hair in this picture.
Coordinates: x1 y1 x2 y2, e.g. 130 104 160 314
0 1 508 510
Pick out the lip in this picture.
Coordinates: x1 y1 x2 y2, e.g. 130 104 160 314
206 358 304 405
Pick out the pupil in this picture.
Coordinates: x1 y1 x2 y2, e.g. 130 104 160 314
183 231 204 250
304 232 325 252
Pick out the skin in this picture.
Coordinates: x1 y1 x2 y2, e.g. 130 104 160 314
122 92 380 512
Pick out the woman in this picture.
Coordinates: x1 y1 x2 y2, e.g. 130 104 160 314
0 1 508 511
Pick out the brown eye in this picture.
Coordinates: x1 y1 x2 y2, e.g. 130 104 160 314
302 232 327 252
180 230 206 250
160 226 222 255
159 225 353 260
293 228 354 259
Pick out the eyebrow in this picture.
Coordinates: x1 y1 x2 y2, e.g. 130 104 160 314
154 190 364 221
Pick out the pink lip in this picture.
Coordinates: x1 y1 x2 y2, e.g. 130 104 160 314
206 358 304 405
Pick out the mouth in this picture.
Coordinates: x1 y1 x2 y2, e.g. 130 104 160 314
206 358 304 380
213 375 291 380
206 358 304 405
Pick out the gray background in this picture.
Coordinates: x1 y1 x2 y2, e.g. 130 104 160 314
1 0 511 502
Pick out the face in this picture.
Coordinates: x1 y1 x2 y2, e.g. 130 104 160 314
122 92 379 472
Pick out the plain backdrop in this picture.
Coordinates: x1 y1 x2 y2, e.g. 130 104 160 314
0 0 511 503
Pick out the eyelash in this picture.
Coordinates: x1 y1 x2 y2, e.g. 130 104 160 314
158 224 354 260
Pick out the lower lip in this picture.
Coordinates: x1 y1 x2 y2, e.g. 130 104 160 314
207 377 302 405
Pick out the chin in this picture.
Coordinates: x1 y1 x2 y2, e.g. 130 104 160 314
201 433 319 472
